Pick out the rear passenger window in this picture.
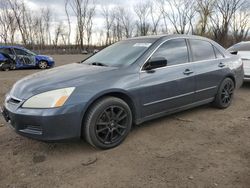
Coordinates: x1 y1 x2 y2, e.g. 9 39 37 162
213 46 224 58
151 39 188 66
190 40 216 61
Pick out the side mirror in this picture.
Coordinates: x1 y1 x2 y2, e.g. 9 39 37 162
145 57 167 71
229 51 238 55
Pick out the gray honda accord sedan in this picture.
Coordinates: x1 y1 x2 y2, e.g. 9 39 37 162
1 35 244 149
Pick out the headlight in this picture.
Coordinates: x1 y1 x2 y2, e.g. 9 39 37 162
22 87 75 108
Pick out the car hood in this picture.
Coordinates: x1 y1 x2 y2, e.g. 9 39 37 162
10 63 118 100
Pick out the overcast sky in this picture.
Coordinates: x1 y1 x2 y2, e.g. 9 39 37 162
1 0 249 44
25 0 137 22
22 0 139 43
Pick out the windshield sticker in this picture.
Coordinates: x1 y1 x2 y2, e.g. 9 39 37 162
133 43 152 48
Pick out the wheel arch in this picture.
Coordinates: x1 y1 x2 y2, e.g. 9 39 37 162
215 73 236 95
80 90 138 134
35 56 48 64
225 73 236 87
38 59 48 64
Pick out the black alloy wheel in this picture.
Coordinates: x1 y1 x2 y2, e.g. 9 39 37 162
214 78 235 109
95 105 129 145
84 97 132 149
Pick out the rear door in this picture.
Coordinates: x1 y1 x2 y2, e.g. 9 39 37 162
139 38 196 118
13 48 36 67
188 39 226 102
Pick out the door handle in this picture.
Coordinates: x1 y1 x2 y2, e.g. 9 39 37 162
183 69 194 75
218 62 225 68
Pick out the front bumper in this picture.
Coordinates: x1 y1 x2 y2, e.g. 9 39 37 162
48 60 55 68
1 102 84 141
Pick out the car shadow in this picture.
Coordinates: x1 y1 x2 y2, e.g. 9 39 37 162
132 104 212 131
32 104 212 153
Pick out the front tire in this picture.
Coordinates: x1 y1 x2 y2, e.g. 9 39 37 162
38 61 48 69
213 78 235 109
83 97 132 149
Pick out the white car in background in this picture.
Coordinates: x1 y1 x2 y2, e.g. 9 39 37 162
228 41 250 82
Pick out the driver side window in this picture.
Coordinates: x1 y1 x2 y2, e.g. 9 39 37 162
14 48 28 56
150 39 189 67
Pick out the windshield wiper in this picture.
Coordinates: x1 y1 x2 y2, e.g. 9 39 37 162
88 62 108 67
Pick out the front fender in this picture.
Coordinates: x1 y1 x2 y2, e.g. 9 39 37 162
78 88 139 124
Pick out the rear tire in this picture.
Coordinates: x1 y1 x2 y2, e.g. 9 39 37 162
0 62 10 71
83 97 132 149
213 78 235 109
38 61 48 69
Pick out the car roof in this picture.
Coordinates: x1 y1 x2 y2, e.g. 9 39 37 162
125 34 211 41
124 34 222 49
228 41 250 51
0 46 25 50
129 34 230 57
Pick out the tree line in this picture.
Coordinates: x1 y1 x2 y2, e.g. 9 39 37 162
0 0 249 51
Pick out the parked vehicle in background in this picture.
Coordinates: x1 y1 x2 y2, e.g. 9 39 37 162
0 46 55 71
81 50 88 55
228 41 250 82
1 35 244 149
93 49 99 54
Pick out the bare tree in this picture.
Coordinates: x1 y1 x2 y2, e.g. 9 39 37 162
103 6 133 43
111 7 123 42
69 0 95 50
149 1 161 34
195 0 215 35
134 1 151 36
53 22 63 47
210 0 247 45
65 0 71 45
231 7 250 43
0 1 14 44
159 0 196 34
102 6 115 45
0 1 18 44
7 0 28 45
85 5 95 49
119 7 134 38
43 7 52 45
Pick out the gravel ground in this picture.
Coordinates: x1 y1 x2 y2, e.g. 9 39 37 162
0 55 250 188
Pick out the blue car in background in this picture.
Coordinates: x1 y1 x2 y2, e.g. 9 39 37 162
0 46 55 71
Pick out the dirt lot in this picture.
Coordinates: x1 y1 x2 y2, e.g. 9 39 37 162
0 55 250 188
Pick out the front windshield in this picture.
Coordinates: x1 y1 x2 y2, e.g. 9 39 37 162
83 39 156 67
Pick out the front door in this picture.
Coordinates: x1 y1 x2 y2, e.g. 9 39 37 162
13 48 36 68
139 38 196 118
